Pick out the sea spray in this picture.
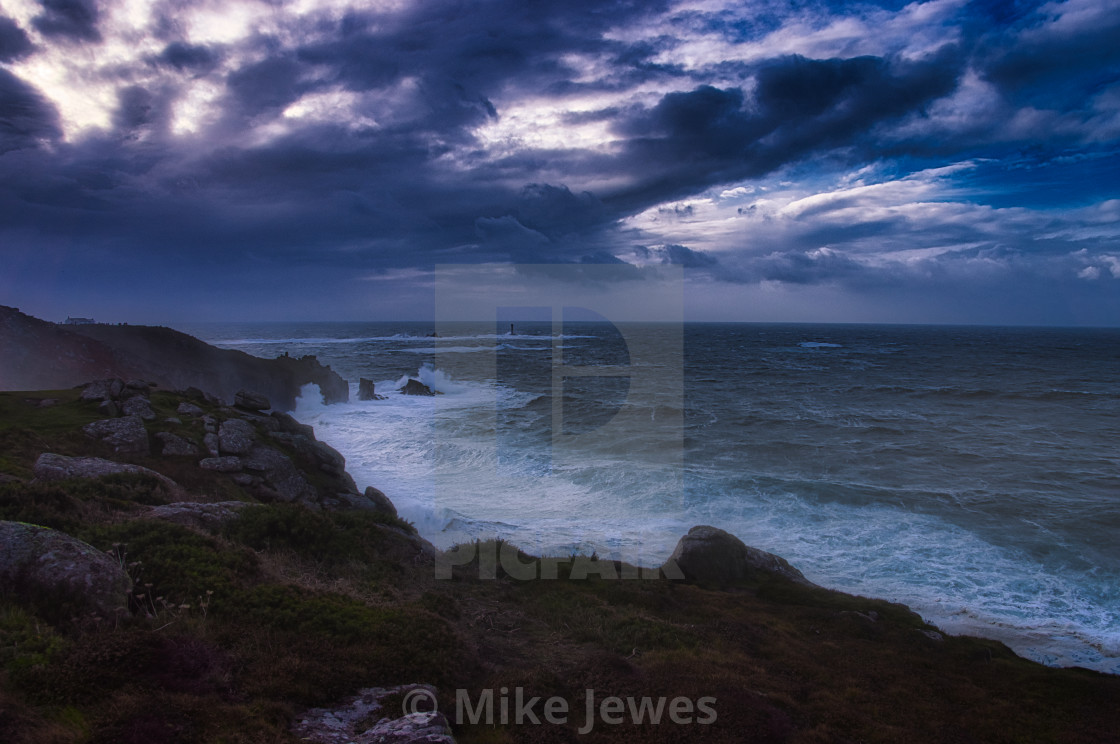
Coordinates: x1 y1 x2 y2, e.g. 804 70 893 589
192 320 1120 674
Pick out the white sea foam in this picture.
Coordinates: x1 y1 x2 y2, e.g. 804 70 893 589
260 322 1120 678
289 373 1120 676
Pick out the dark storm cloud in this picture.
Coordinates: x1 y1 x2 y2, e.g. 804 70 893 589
0 16 34 62
739 248 867 285
1 0 1118 323
154 41 219 72
605 51 961 211
0 70 61 152
972 2 1120 113
32 0 101 42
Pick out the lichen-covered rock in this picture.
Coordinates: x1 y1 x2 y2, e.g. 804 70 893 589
146 501 256 532
0 521 132 617
665 525 815 587
218 418 256 455
33 454 178 492
156 432 199 456
203 432 220 457
80 378 124 402
199 456 243 473
121 396 157 421
83 415 150 455
293 684 455 744
242 445 317 503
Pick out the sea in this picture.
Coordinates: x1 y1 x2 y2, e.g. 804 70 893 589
175 320 1120 674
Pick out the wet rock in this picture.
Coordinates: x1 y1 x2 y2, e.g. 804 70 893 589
199 456 243 473
156 432 199 457
83 415 150 455
234 390 271 412
358 378 385 401
218 418 256 455
400 379 436 396
0 521 132 618
665 525 815 587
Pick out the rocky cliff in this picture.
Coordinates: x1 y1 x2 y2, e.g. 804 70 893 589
0 306 348 410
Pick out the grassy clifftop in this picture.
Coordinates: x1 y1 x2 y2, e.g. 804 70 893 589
1 387 1118 743
0 306 348 409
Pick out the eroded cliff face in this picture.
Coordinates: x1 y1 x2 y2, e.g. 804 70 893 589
0 306 347 409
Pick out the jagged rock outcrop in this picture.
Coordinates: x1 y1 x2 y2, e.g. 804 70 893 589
665 525 816 587
0 521 132 617
400 379 437 396
242 445 318 504
358 378 385 401
0 306 348 410
293 684 455 744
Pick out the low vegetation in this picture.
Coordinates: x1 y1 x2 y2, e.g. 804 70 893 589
1 389 1119 743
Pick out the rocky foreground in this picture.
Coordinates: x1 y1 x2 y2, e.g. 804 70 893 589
1 383 1120 743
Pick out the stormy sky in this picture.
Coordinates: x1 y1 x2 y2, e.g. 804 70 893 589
0 0 1117 324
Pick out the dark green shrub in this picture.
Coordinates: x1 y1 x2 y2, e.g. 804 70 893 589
83 521 257 605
